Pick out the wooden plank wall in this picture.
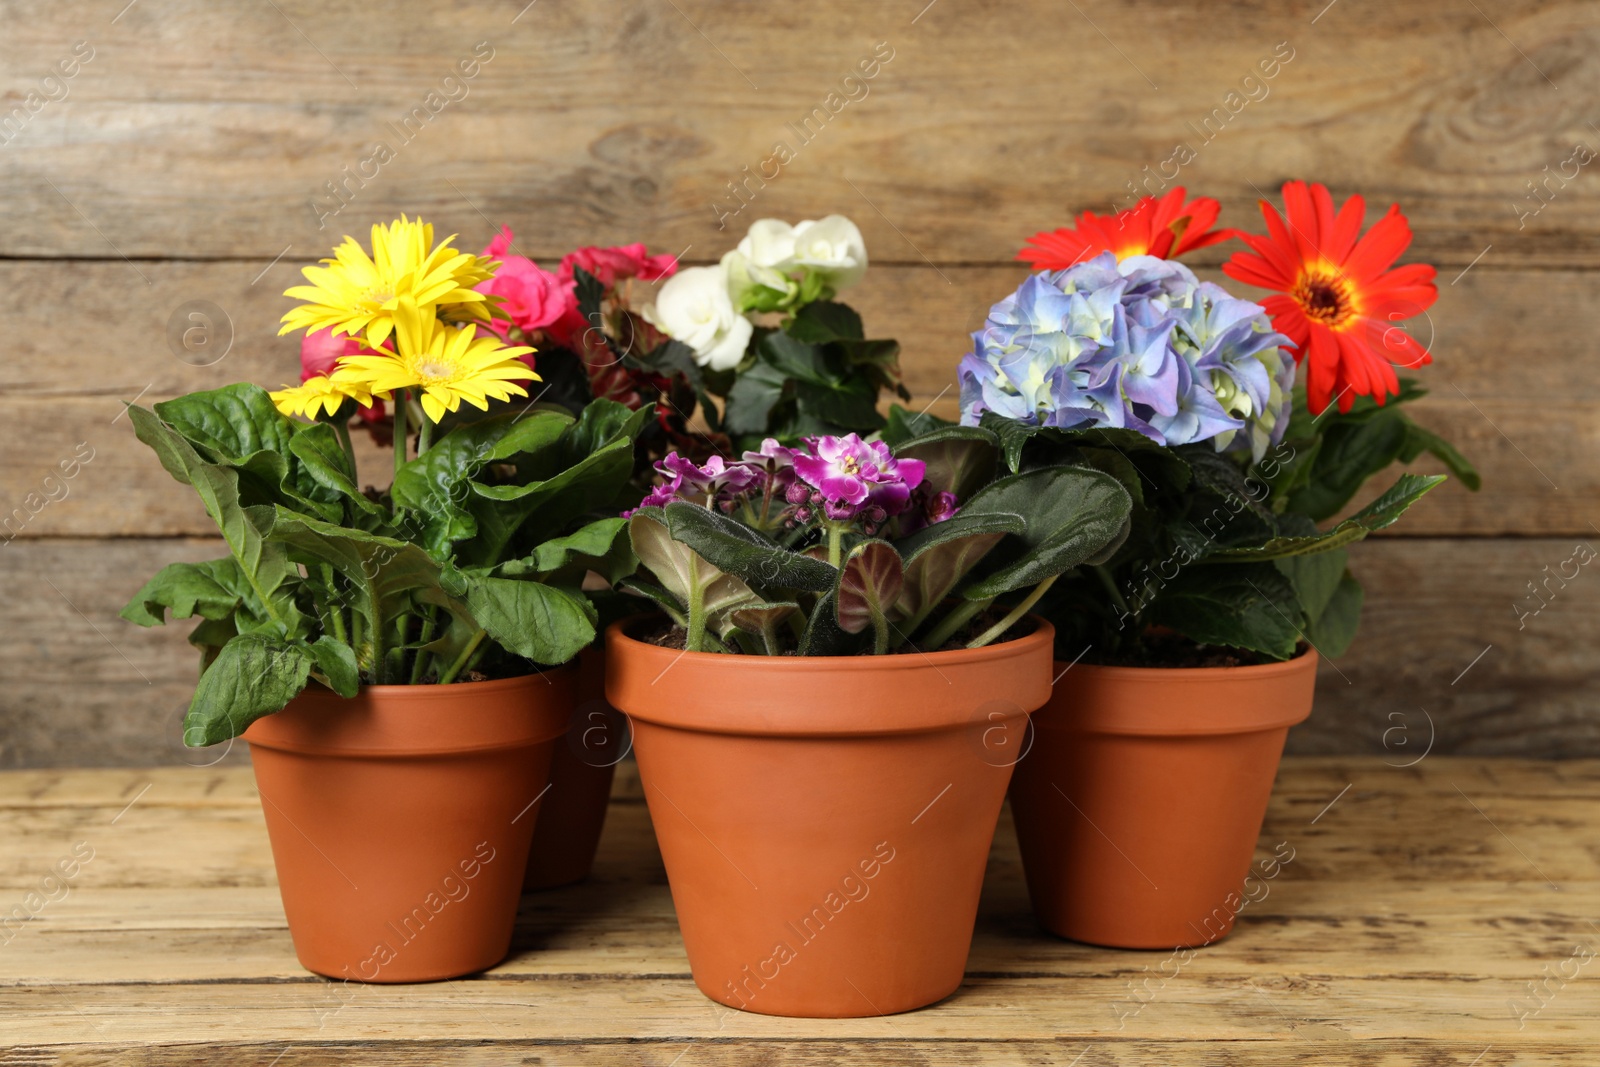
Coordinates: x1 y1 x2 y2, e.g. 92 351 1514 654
0 0 1594 765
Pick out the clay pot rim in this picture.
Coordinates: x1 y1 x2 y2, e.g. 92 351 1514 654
1042 647 1318 737
1057 644 1317 682
245 665 576 758
606 615 1055 737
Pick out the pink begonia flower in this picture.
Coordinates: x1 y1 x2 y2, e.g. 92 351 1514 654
559 243 679 286
792 434 926 518
477 228 577 365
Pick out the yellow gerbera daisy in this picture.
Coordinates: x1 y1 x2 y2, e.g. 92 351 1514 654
332 296 537 424
270 375 382 419
278 215 498 348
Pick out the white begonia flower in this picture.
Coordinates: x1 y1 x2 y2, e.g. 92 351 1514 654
790 215 868 290
722 248 796 308
735 219 799 293
642 264 753 371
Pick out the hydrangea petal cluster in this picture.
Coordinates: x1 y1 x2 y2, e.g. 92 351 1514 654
959 252 1296 461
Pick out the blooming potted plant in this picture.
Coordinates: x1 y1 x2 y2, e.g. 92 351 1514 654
643 214 909 451
121 217 646 981
477 217 908 889
965 184 1478 949
458 228 682 889
604 428 1134 1016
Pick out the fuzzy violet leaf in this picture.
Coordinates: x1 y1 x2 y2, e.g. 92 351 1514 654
958 467 1134 600
663 500 836 592
836 540 904 654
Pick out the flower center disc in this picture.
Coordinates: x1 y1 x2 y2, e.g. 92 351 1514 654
1293 270 1356 327
416 359 455 383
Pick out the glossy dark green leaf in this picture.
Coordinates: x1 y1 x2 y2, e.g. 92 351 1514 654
1209 474 1446 561
1305 571 1364 658
1144 564 1303 661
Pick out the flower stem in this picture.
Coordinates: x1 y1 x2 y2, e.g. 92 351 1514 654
416 414 434 457
438 629 486 685
334 420 357 480
409 608 438 685
1093 564 1131 617
922 596 992 650
392 387 409 484
826 522 844 569
967 574 1058 649
685 554 708 653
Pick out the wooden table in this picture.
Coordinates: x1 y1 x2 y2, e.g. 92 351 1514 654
1 758 1595 1064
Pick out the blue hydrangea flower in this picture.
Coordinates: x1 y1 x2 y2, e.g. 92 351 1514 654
959 252 1296 461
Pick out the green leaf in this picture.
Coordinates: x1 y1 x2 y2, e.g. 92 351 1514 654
288 422 386 522
836 541 904 652
498 517 635 585
797 589 859 656
663 501 837 592
795 377 884 433
958 467 1135 599
1208 473 1446 561
978 411 1044 474
121 558 256 627
391 410 572 555
1275 548 1347 622
617 577 688 627
895 512 1024 627
128 405 301 636
786 300 864 343
462 576 596 665
1285 411 1409 520
1144 564 1303 661
265 508 474 665
628 512 761 621
727 601 802 655
183 633 314 747
881 403 955 447
893 425 1000 499
153 385 342 521
723 361 789 436
307 635 360 697
1400 419 1481 491
468 405 648 560
1305 571 1364 658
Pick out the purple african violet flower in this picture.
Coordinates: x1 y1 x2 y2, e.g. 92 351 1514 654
791 434 927 519
740 437 798 494
900 488 961 534
659 453 761 498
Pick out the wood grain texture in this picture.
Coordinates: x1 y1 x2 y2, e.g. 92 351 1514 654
0 261 1586 538
0 536 1594 766
1 1 1597 265
0 759 1593 1061
0 0 1589 762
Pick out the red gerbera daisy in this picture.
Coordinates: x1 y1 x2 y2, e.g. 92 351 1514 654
1223 181 1437 415
1018 187 1236 268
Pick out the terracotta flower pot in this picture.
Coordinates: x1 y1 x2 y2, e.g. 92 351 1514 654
523 648 627 891
245 670 575 982
605 617 1054 1019
1008 650 1316 949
